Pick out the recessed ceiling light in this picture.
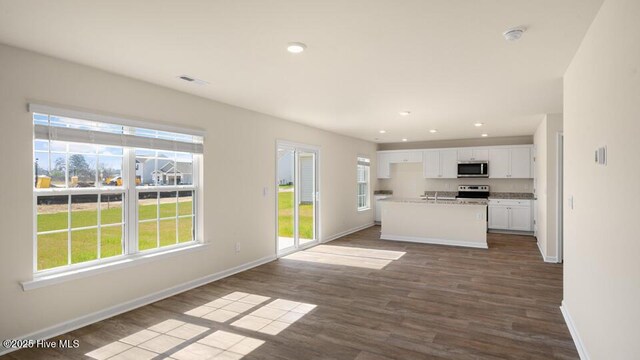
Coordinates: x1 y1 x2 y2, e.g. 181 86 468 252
429 129 438 133
399 111 411 116
474 122 484 127
402 138 408 142
287 42 307 53
379 130 386 134
481 133 489 137
503 27 526 41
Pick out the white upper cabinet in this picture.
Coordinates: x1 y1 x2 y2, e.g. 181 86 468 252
489 148 510 178
509 147 531 178
388 151 423 163
457 148 489 162
377 152 392 179
440 149 458 178
378 145 532 179
377 151 422 179
489 147 532 179
423 149 457 179
422 150 440 178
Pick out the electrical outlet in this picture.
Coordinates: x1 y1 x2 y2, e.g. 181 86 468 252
263 187 268 197
476 212 484 220
235 242 241 253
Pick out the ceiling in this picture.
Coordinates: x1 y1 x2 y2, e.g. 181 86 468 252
0 0 603 142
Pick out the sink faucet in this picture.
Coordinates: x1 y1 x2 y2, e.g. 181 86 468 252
434 192 438 201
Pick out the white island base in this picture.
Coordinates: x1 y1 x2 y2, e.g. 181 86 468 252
380 199 488 249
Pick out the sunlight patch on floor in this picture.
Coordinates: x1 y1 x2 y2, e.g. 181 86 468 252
231 299 317 335
184 291 270 322
194 330 264 359
85 318 265 360
86 319 198 359
88 291 317 359
307 245 406 260
282 244 406 269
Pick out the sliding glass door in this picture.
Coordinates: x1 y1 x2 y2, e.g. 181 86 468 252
277 142 318 254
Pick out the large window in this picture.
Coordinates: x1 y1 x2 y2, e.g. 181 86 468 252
357 157 370 211
32 106 203 273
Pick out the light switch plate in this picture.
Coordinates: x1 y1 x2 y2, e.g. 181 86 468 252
568 196 574 210
595 146 607 165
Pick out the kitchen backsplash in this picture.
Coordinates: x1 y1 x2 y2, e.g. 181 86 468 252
376 162 534 198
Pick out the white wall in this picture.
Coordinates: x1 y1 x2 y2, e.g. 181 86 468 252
563 0 640 358
378 162 533 198
533 114 563 261
0 44 376 340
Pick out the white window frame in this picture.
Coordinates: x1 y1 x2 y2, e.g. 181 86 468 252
29 107 205 283
357 157 371 211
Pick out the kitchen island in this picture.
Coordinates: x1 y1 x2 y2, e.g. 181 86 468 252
380 198 488 249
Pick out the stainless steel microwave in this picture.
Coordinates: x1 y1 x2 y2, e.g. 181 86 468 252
457 161 489 178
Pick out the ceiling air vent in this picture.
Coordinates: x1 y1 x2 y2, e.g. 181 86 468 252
178 75 209 85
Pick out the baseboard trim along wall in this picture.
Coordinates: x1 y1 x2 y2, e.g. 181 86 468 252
560 300 590 360
0 254 277 356
537 241 559 263
322 222 375 243
380 234 488 249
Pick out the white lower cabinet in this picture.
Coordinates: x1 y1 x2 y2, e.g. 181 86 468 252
488 199 533 231
374 195 388 222
509 206 532 231
488 206 510 229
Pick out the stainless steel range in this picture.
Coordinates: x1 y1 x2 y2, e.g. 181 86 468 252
456 185 490 200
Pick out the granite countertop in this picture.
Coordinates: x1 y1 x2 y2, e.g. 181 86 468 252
488 192 535 200
424 191 457 197
380 197 487 206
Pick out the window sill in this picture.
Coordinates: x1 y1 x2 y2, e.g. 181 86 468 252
21 242 209 291
357 207 371 212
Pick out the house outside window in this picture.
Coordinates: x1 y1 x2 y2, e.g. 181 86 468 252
357 157 370 211
32 105 203 273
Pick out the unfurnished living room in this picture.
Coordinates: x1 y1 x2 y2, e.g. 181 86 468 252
0 1 638 359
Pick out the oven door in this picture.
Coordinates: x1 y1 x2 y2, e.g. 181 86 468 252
457 162 488 178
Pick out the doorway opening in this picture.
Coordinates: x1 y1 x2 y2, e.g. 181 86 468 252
556 132 564 263
276 141 319 256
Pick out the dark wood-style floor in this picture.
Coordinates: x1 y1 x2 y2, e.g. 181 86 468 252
5 227 577 360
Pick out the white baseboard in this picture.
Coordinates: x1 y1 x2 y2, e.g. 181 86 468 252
537 241 559 263
488 229 535 235
560 300 590 360
0 254 276 356
380 234 488 249
322 222 375 243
